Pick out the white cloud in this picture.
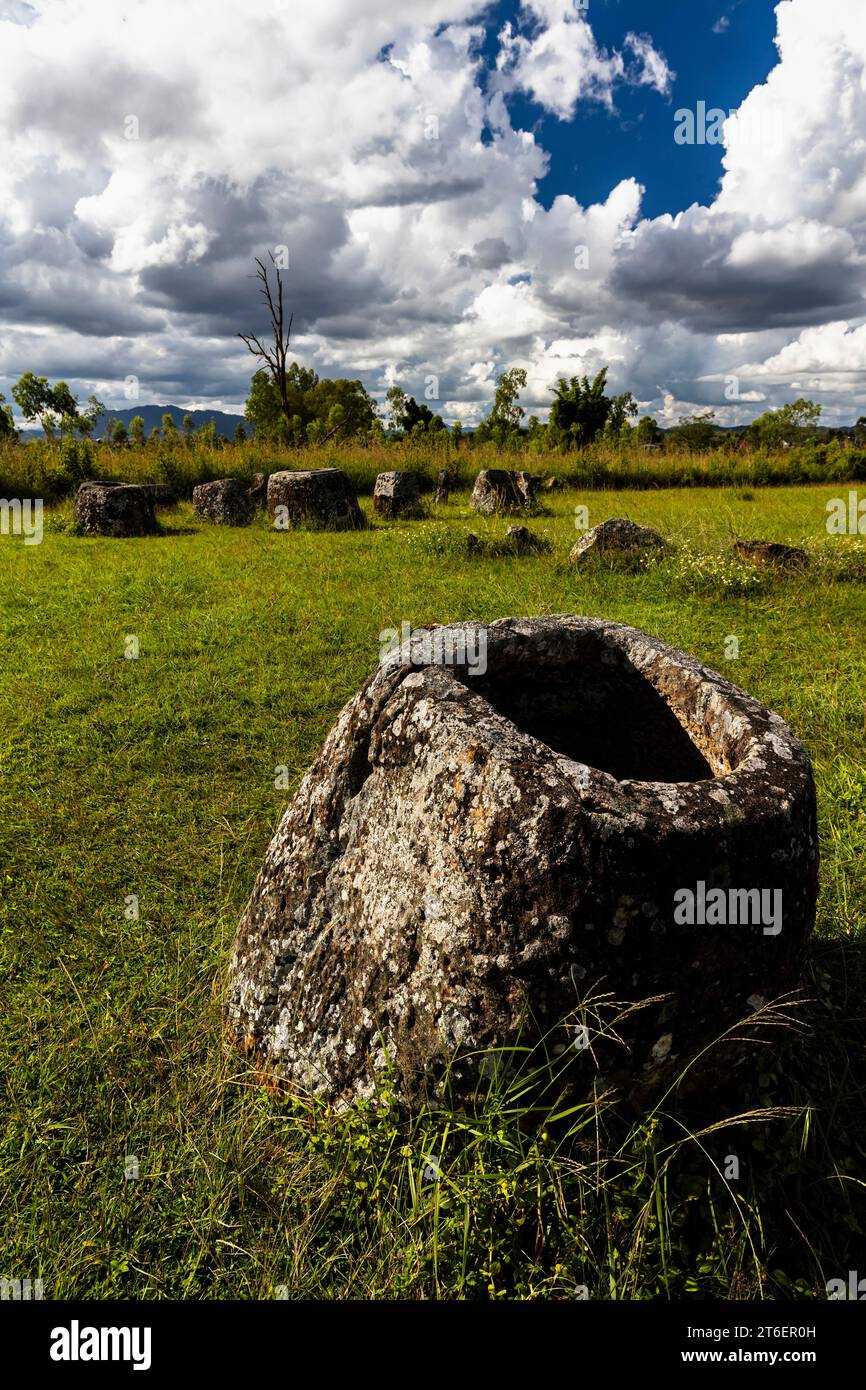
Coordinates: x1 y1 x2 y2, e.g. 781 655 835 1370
0 0 865 427
494 3 672 119
496 9 624 118
625 32 674 96
739 321 866 376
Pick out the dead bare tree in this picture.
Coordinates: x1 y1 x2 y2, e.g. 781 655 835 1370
238 253 294 432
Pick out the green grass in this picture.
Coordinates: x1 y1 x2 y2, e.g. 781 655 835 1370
3 430 866 503
1 483 865 1299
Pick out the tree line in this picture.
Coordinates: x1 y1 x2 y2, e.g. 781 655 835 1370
2 362 854 454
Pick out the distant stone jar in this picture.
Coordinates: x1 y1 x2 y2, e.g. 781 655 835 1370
470 469 538 515
226 616 818 1108
434 469 452 504
267 468 366 530
373 471 423 518
73 482 158 537
734 540 809 571
570 517 666 566
503 525 551 555
193 478 253 526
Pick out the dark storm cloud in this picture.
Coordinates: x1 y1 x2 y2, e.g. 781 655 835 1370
611 213 865 334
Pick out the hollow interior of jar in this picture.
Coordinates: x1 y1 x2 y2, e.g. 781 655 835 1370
465 631 718 784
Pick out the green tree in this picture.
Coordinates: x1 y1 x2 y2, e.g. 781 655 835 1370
548 368 611 448
110 419 128 445
83 395 105 437
636 415 664 446
490 367 527 429
384 385 438 435
234 421 247 443
606 391 638 438
326 403 346 435
244 369 285 441
526 415 547 449
244 363 323 443
162 413 178 440
403 397 437 432
308 378 376 438
0 393 15 439
672 410 718 450
385 385 409 433
245 365 375 443
748 399 822 449
11 372 85 438
130 415 145 445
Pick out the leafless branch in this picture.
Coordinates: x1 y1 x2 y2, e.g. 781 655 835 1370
239 254 294 432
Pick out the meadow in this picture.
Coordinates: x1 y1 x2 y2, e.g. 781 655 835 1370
1 471 865 1299
2 429 866 504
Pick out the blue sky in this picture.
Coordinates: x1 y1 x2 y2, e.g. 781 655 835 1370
491 0 779 218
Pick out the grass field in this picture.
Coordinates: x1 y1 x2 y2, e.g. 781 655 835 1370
3 431 866 504
1 482 865 1299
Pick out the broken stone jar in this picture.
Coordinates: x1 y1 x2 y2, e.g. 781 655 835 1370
226 615 818 1106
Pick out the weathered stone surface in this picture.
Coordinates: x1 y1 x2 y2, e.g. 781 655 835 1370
434 469 452 504
471 469 538 515
570 517 666 566
226 615 818 1108
373 471 423 518
192 477 253 526
267 468 366 530
73 482 158 537
504 525 551 555
734 540 809 571
248 473 269 509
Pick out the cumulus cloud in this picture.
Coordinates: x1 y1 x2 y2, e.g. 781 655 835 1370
0 0 864 427
494 3 672 119
624 33 674 96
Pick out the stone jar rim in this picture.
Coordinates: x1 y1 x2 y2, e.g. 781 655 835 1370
376 614 812 835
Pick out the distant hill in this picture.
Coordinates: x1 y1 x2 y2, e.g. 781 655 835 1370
20 404 250 440
91 405 249 440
